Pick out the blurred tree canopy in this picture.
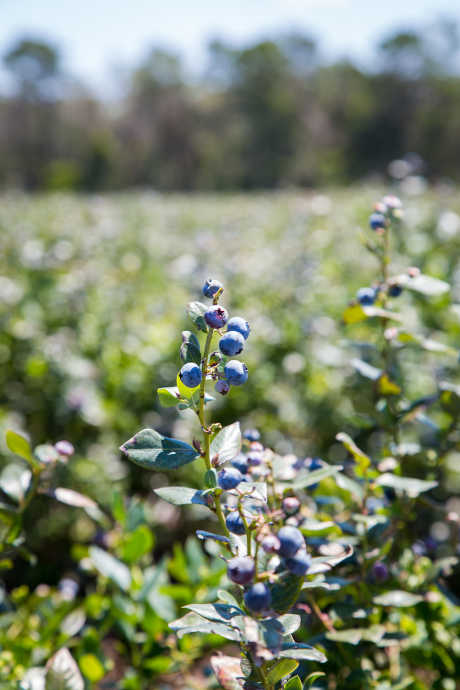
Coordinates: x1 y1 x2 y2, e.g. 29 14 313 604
0 19 460 191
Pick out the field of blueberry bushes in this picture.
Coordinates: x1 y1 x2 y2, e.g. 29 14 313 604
1 186 460 689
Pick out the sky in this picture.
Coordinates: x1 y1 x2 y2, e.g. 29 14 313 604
0 0 459 92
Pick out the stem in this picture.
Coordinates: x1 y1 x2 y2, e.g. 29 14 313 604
197 326 230 538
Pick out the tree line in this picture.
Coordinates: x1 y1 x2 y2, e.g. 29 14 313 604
1 19 459 191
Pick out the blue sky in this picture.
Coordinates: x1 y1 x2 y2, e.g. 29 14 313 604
0 0 458 91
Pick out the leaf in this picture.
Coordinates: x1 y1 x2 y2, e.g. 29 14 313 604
120 428 198 470
210 655 244 690
121 524 154 563
373 590 423 607
291 464 343 490
279 644 327 663
196 530 230 544
270 574 303 614
88 545 131 591
157 386 183 407
78 654 104 683
0 464 31 503
351 358 382 381
154 486 210 506
378 374 401 396
45 648 84 690
52 488 97 509
180 330 201 364
326 626 386 645
304 672 326 687
394 272 450 296
210 422 242 464
336 473 365 501
185 603 245 624
336 432 371 470
267 659 299 684
343 304 402 324
187 301 208 332
5 429 34 465
285 676 303 690
218 589 240 607
300 520 341 537
276 613 301 635
376 473 437 497
170 612 241 641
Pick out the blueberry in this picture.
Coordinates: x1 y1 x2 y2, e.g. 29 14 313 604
55 440 74 457
227 316 250 340
227 556 255 585
218 467 243 490
243 429 260 442
226 511 246 535
388 283 403 297
244 582 271 613
369 212 386 231
204 305 228 329
286 549 311 575
245 450 262 467
356 287 376 306
231 454 249 475
372 561 388 582
277 526 304 558
308 457 322 471
282 496 300 515
202 278 223 299
215 380 230 395
261 535 281 553
179 362 202 388
219 330 245 356
224 360 248 386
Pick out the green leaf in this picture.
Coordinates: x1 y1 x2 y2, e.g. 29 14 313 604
170 611 241 641
336 473 365 501
5 430 34 465
304 672 326 687
291 463 343 490
184 603 245 624
78 654 104 683
326 626 386 645
336 432 371 470
45 648 84 690
376 473 437 497
277 613 301 635
187 301 208 332
378 374 401 396
180 330 201 364
300 520 341 537
196 530 230 544
120 428 198 470
279 644 327 663
121 524 154 563
351 358 382 381
270 574 303 614
154 486 210 506
210 422 242 464
51 488 97 510
88 545 131 591
157 386 183 407
218 589 240 607
343 304 402 324
285 675 303 690
205 468 218 488
267 659 299 684
373 590 423 607
0 464 31 503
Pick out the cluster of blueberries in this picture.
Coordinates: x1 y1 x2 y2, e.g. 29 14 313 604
179 278 250 393
356 195 404 307
216 429 312 614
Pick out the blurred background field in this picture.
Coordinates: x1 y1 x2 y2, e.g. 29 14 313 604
1 185 460 585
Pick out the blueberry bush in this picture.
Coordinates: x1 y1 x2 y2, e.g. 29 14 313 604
0 189 459 689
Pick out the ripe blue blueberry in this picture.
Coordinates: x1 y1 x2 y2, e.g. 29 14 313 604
219 330 245 356
227 556 255 585
218 467 243 490
372 561 389 582
286 549 311 576
261 534 281 553
204 305 228 329
356 287 376 306
179 362 202 388
244 582 271 613
215 380 230 395
369 212 386 231
224 360 248 386
388 283 403 297
243 429 260 442
225 511 246 535
277 526 305 558
231 454 249 475
202 278 223 299
227 316 250 340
